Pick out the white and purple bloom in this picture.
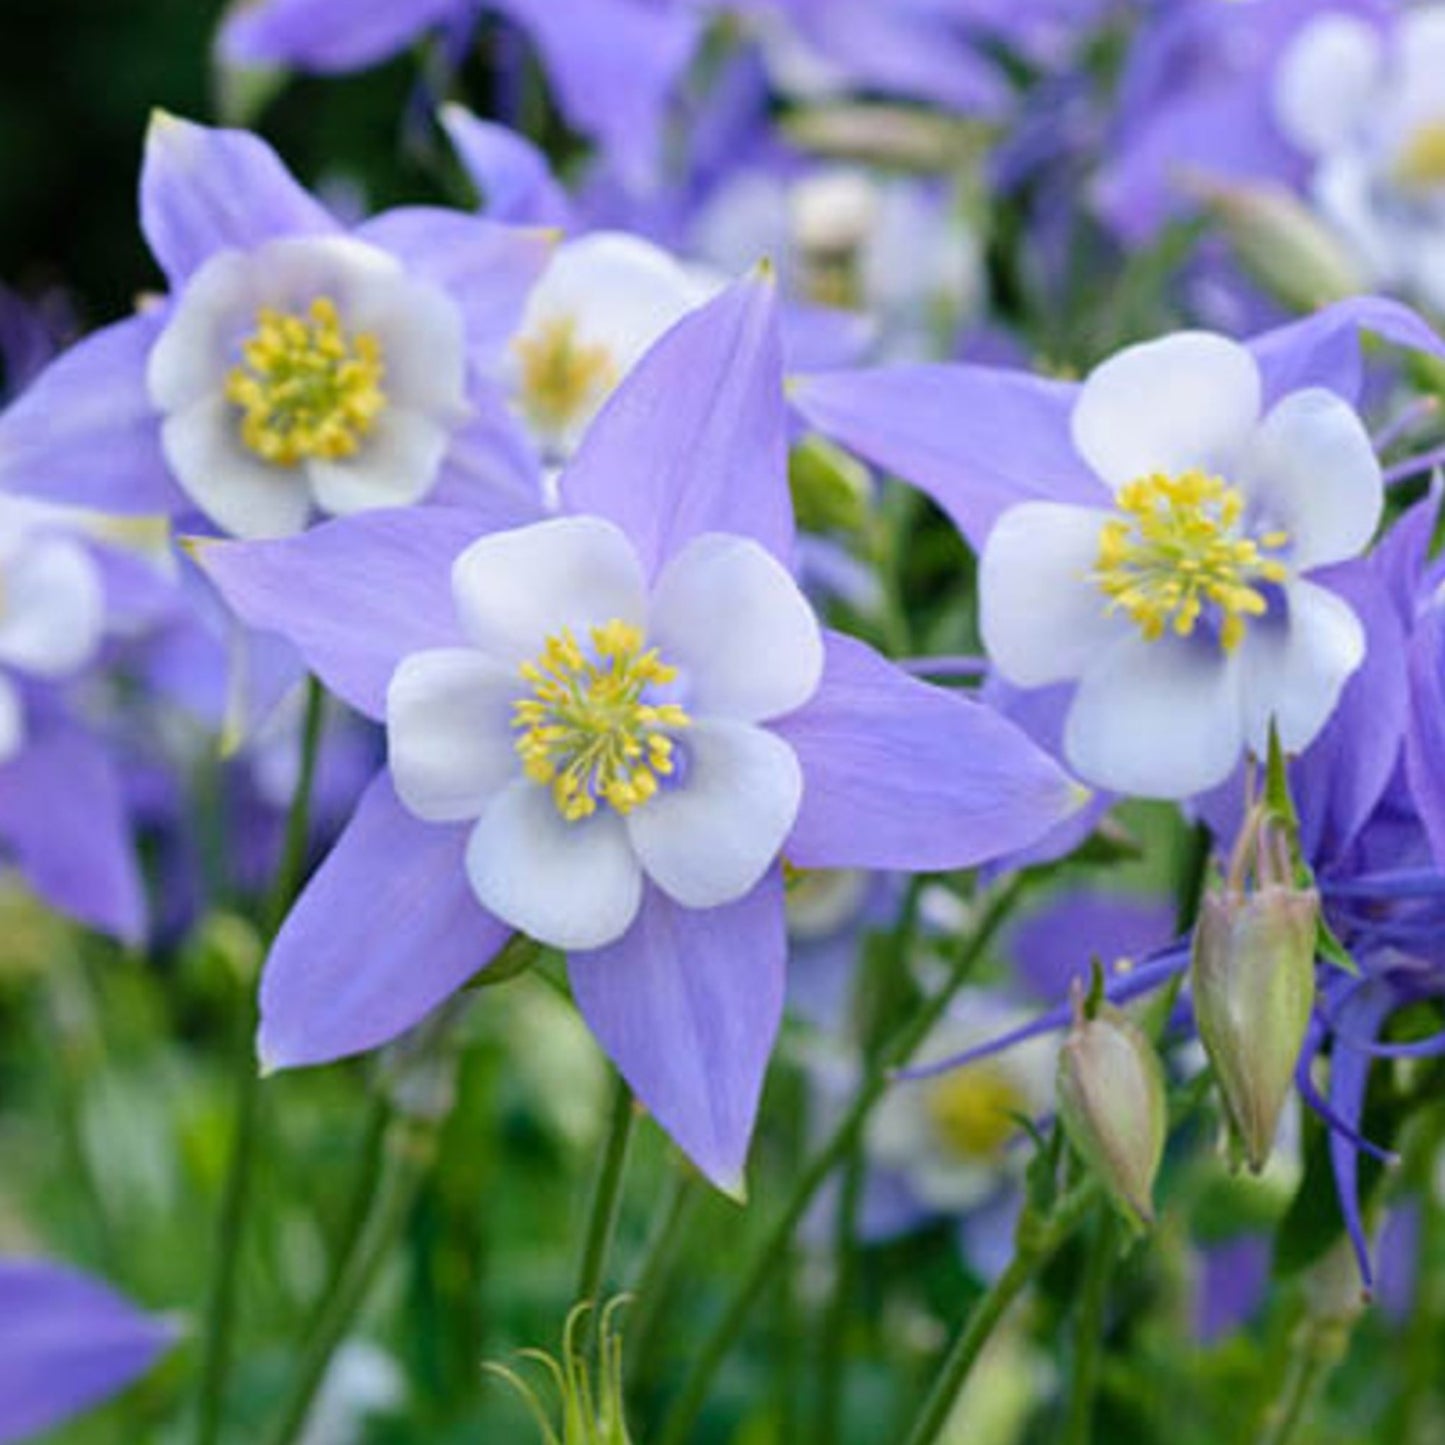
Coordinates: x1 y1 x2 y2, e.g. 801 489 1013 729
197 274 1084 1191
792 298 1445 800
1274 5 1445 314
0 115 552 540
0 1257 174 1444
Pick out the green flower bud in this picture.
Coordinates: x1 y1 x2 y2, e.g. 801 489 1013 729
1057 990 1168 1229
1191 880 1317 1174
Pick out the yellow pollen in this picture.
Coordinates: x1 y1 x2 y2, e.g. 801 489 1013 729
1091 470 1290 653
1396 121 1445 190
512 619 691 823
924 1064 1026 1162
513 315 618 437
225 296 386 467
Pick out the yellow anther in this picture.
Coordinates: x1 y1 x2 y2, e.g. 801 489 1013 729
1090 470 1290 653
1397 121 1445 190
924 1063 1027 1161
225 296 386 467
511 620 691 823
513 315 618 437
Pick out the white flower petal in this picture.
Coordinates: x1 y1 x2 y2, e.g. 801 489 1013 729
649 533 823 722
161 396 313 539
1064 634 1244 799
980 502 1128 687
147 250 259 412
451 515 647 664
467 781 643 950
1071 332 1262 491
1393 9 1445 136
387 648 522 822
1238 388 1381 571
347 272 468 420
626 719 800 910
0 673 24 764
1237 579 1365 755
1273 14 1382 157
307 408 451 516
0 535 104 677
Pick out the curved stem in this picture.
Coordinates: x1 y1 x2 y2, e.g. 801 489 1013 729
262 1109 440 1445
1060 1208 1113 1445
576 1072 637 1317
898 1182 1098 1445
194 677 327 1445
654 876 1029 1445
1258 1344 1334 1445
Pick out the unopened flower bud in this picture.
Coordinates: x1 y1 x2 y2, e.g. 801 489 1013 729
1057 989 1168 1229
1192 880 1317 1174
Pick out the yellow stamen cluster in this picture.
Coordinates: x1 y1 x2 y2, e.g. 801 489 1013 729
1396 121 1445 190
225 297 386 467
513 620 691 823
1092 470 1289 653
925 1064 1026 1161
513 316 618 437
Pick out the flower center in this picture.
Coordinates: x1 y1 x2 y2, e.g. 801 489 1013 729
512 620 691 823
513 315 618 438
924 1063 1025 1162
1092 470 1289 653
1396 120 1445 190
225 297 386 467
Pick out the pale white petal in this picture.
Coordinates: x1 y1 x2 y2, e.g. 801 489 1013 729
626 719 800 910
1238 388 1381 570
253 235 404 315
1393 8 1445 137
467 781 644 950
451 515 647 664
307 408 451 516
347 271 468 420
147 250 259 412
649 533 823 722
161 396 313 539
1064 634 1244 799
0 672 24 764
0 536 104 677
387 648 522 822
980 502 1127 687
1238 579 1365 755
1273 14 1382 156
1071 332 1262 491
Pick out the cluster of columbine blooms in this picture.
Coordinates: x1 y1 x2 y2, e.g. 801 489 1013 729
11 0 1445 1437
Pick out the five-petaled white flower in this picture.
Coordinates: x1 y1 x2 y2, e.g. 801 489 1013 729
981 331 1380 798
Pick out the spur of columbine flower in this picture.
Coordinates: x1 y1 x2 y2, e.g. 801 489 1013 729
793 299 1445 799
0 113 552 540
0 1257 175 1445
197 274 1084 1191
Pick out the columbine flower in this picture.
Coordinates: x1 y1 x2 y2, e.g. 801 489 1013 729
0 114 552 539
975 332 1379 797
0 1257 174 1445
1274 6 1445 313
199 274 1083 1190
503 232 712 464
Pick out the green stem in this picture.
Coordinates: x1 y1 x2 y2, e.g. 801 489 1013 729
898 1183 1098 1445
626 1171 701 1394
654 876 1029 1445
1060 1209 1114 1445
1258 1343 1335 1445
576 1072 637 1314
816 1141 864 1445
194 678 327 1445
262 1110 440 1445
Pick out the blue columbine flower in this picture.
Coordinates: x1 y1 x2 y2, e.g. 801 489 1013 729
0 114 552 540
196 273 1085 1192
0 1257 174 1445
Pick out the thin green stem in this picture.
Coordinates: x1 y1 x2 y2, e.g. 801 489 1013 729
654 876 1029 1445
898 1183 1098 1445
576 1072 637 1314
1258 1344 1334 1445
194 677 327 1445
262 1110 440 1445
626 1171 701 1394
1060 1208 1114 1445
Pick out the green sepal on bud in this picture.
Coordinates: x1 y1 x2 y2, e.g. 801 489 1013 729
1192 877 1317 1175
1056 968 1168 1232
